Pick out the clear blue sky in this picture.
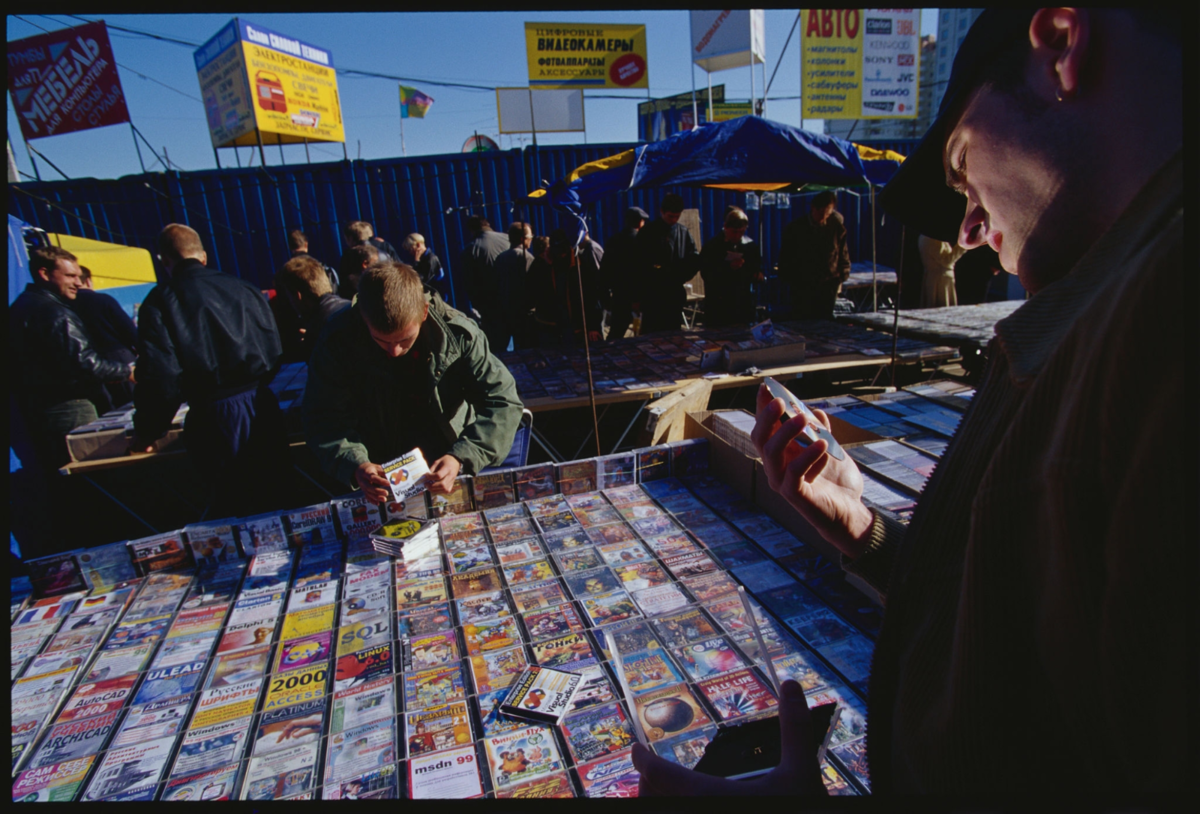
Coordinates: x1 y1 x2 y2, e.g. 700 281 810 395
7 11 937 182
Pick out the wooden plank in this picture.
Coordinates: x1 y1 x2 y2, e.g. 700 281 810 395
641 378 713 446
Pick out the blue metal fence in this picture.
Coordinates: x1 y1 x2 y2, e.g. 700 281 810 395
8 138 917 313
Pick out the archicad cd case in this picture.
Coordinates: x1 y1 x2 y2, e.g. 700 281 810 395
500 665 583 725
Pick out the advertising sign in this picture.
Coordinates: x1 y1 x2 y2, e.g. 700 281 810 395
8 20 131 141
525 22 648 89
195 18 345 148
497 88 585 134
637 86 724 143
690 10 765 73
801 8 921 120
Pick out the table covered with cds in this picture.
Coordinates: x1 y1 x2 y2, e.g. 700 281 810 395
12 437 881 800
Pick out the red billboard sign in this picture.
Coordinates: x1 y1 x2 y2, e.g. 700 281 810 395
8 20 131 141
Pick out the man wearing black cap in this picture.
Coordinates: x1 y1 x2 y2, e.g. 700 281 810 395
600 205 648 340
635 194 701 334
633 8 1184 796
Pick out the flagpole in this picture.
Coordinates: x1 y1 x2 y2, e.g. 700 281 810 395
400 116 406 157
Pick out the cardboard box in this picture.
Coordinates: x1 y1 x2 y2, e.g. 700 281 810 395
67 426 184 462
721 335 806 372
682 409 757 503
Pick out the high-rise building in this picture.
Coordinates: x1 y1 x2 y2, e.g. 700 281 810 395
824 9 982 143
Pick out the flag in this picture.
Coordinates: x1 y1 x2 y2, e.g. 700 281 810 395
399 86 434 119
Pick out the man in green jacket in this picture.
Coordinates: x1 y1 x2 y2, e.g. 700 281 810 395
303 261 523 502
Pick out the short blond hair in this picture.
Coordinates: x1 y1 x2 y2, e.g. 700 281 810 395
357 261 426 333
157 223 205 263
277 255 332 300
344 221 374 244
401 233 425 253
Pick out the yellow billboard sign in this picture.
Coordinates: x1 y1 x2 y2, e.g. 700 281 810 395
710 102 753 122
195 18 344 148
525 22 648 89
801 9 920 120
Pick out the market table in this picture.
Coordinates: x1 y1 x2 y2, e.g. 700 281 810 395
840 261 899 312
838 300 1024 352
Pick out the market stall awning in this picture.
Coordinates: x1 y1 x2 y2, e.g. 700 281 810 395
527 115 904 219
47 232 156 290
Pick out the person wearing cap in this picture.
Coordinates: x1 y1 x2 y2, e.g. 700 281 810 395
634 193 701 334
698 206 763 328
632 8 1184 796
776 190 851 321
600 205 648 340
528 229 604 347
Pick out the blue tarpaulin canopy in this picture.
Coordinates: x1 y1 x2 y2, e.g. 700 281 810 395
527 115 904 225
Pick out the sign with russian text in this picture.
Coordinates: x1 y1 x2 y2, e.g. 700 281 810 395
801 8 921 120
195 18 344 148
525 23 648 89
637 86 724 143
690 10 765 73
8 20 131 141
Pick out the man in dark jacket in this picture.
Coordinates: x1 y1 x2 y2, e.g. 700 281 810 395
74 264 139 412
457 216 510 348
342 220 400 263
130 224 288 518
10 246 135 470
289 229 340 292
777 190 852 320
635 194 700 334
274 254 352 361
399 233 447 299
699 206 763 328
303 261 523 501
492 222 535 351
600 205 647 341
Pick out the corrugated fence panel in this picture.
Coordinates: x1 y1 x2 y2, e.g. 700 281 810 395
9 137 911 310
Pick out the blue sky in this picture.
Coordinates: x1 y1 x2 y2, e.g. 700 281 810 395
8 11 937 181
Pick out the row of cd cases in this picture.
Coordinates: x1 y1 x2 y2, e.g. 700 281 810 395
13 475 876 799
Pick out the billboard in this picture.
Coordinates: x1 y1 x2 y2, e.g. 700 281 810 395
195 18 345 148
690 10 765 73
525 23 648 89
497 88 585 134
8 20 131 141
801 8 921 120
637 86 724 143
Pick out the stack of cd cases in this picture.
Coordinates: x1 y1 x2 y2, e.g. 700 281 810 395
11 437 880 799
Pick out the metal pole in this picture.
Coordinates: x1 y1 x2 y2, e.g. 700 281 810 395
528 89 538 148
212 145 222 170
277 136 286 165
304 138 310 164
749 49 755 117
399 115 406 157
891 225 904 388
691 62 699 129
871 185 878 312
255 129 268 168
22 135 42 181
574 246 602 458
130 123 147 174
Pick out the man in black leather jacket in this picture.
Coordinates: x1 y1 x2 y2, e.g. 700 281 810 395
130 224 289 517
10 246 135 470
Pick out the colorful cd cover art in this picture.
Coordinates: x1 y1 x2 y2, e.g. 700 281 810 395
502 559 555 586
500 665 583 725
580 590 641 627
573 505 623 528
172 716 252 778
13 755 97 802
206 643 271 688
442 529 489 554
652 607 722 649
477 688 534 738
662 550 721 580
618 648 687 695
448 567 502 599
405 700 474 757
472 471 515 510
509 578 568 613
323 764 399 800
559 702 635 763
336 613 393 657
651 724 718 770
403 630 459 672
455 591 513 626
631 583 690 617
696 668 779 722
680 570 740 602
489 518 538 545
632 682 713 743
484 725 566 790
404 665 467 712
495 771 576 798
513 463 557 502
26 552 88 598
254 699 326 756
564 567 623 598
483 502 528 526
556 460 598 496
587 522 638 546
397 601 454 638
596 540 651 566
554 546 604 573
531 632 599 672
522 602 586 642
240 741 320 800
468 645 529 694
535 510 582 533
381 448 431 503
329 676 395 736
323 718 397 786
449 545 495 574
26 710 120 770
450 612 515 654
395 577 449 609
614 560 670 592
495 540 541 566
672 636 750 682
334 641 394 692
576 749 640 798
261 662 329 712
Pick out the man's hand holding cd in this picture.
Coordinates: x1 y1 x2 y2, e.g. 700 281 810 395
355 462 391 505
752 385 874 560
631 679 825 796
